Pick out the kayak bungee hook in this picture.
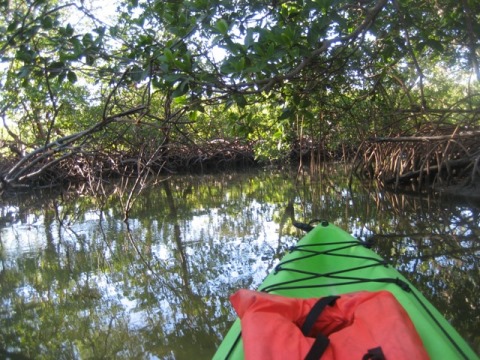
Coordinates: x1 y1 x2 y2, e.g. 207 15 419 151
293 219 329 232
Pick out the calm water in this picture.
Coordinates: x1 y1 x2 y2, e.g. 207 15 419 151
1 165 479 359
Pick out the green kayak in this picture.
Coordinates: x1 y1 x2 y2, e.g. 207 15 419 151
213 221 478 360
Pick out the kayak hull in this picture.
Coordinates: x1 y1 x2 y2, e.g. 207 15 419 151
213 221 478 360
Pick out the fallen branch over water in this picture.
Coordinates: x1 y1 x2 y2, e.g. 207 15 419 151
0 131 255 192
1 106 147 190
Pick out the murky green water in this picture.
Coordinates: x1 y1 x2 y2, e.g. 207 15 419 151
1 165 479 359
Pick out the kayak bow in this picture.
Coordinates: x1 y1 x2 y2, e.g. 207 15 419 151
213 221 478 360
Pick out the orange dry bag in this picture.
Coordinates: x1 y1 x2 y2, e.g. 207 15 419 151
230 289 430 360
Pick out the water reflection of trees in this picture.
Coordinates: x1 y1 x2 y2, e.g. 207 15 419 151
0 171 298 358
351 186 480 350
279 168 478 351
0 167 478 357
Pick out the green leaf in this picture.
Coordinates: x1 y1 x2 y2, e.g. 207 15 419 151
15 49 35 62
272 129 283 140
138 34 152 46
48 61 65 77
164 73 184 83
67 71 77 83
25 25 40 37
82 33 94 47
220 58 237 75
175 53 192 72
279 108 293 120
234 94 247 108
317 0 332 14
172 79 190 97
7 21 18 33
300 99 312 108
425 39 444 52
109 25 119 37
130 65 146 82
57 72 67 83
415 41 426 53
382 44 395 60
232 56 245 72
244 28 255 48
65 23 74 37
85 53 95 66
164 48 174 63
17 65 32 79
41 16 53 29
214 19 229 35
157 57 170 72
94 26 106 36
71 37 84 58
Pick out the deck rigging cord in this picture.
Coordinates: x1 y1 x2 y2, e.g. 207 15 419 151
261 220 469 360
221 220 470 360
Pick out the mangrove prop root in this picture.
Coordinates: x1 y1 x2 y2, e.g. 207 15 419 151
355 128 480 189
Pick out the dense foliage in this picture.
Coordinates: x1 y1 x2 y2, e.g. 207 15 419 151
0 0 479 188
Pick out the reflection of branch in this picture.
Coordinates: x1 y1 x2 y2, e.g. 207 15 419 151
278 200 294 237
163 180 193 291
399 244 480 263
124 221 153 268
123 215 192 296
120 138 167 221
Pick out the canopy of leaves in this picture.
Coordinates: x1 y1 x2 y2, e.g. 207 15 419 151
0 0 479 187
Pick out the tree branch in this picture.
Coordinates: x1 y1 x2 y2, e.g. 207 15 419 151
370 131 480 143
3 106 146 186
461 0 480 81
228 0 389 93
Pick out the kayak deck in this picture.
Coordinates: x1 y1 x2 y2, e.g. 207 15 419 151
213 221 478 360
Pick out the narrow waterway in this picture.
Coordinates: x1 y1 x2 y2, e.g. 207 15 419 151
1 165 479 358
